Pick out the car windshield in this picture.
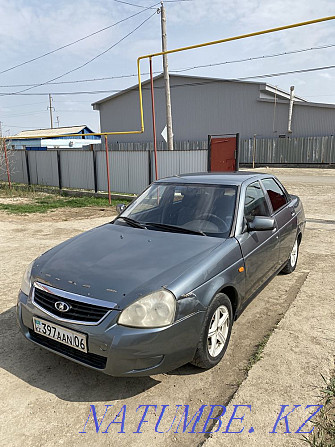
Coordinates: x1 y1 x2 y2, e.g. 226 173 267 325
114 182 237 238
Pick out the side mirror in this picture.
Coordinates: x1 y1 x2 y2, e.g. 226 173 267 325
248 216 275 231
116 203 126 215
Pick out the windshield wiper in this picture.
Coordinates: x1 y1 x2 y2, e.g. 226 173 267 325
145 222 206 236
114 216 147 229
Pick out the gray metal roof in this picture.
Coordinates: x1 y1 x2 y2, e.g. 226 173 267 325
91 73 307 108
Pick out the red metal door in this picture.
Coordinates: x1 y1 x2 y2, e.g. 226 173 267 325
209 135 239 172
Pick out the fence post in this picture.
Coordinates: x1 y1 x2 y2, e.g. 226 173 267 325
57 150 62 189
92 150 98 193
25 150 31 185
235 132 240 171
252 134 256 168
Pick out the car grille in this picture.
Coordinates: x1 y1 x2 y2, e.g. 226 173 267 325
33 286 110 324
29 329 107 369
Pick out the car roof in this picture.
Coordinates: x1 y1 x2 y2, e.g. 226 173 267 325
156 171 274 186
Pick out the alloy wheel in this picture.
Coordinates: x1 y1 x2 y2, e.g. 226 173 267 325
207 305 229 357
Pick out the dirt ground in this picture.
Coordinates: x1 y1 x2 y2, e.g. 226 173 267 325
0 168 334 447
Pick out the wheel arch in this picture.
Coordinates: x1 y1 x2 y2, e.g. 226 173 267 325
297 231 303 245
216 285 239 319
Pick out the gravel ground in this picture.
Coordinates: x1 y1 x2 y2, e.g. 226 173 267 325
0 168 334 447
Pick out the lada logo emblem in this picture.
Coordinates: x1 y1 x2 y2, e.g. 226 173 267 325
55 301 71 312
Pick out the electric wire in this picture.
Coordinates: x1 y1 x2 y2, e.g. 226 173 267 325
113 0 157 9
171 43 335 74
0 3 160 76
4 11 157 97
1 42 333 88
0 64 334 96
235 65 335 80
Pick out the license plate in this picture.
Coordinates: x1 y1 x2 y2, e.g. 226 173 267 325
33 317 87 353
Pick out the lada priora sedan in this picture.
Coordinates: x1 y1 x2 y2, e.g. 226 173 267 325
17 172 305 376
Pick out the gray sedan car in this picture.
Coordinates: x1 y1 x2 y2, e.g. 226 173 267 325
17 172 305 376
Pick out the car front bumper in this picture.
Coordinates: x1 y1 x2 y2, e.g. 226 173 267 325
17 291 204 377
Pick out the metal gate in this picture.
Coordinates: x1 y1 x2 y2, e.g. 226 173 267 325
208 134 239 172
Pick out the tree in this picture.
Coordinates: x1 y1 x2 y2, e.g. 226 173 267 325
0 138 13 187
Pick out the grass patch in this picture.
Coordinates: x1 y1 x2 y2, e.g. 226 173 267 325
0 183 41 199
0 185 131 214
0 183 132 214
302 374 335 447
0 197 128 214
247 330 273 371
0 181 136 198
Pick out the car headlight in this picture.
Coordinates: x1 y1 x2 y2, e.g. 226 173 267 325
118 290 176 328
20 260 34 296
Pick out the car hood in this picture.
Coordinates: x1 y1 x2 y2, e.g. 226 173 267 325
32 223 225 308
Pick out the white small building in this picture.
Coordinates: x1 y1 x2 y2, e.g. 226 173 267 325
10 125 101 150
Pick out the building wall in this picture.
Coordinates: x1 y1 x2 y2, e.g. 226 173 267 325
10 139 42 150
291 102 335 136
98 76 335 143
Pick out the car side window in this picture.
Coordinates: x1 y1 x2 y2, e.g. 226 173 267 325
244 181 270 221
262 178 287 213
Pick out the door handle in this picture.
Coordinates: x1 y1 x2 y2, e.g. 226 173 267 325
272 227 277 233
291 211 296 216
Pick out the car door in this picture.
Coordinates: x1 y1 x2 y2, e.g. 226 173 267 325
235 180 280 299
261 178 297 266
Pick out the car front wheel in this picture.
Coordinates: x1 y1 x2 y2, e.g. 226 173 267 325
191 293 233 369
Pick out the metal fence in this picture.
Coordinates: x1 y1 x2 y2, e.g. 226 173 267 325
1 136 334 195
0 149 207 194
240 135 335 164
88 140 208 151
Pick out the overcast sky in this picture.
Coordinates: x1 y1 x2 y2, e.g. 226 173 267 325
0 0 334 136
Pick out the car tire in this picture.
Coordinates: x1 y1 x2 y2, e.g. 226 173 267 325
281 236 299 274
191 293 233 369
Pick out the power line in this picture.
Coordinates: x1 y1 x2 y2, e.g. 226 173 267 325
304 94 335 97
171 43 335 73
0 4 160 76
140 65 335 87
4 11 157 97
0 90 120 96
1 42 333 88
113 0 192 4
1 109 97 118
235 64 335 80
0 63 334 96
1 124 35 129
0 101 46 108
0 74 141 88
1 111 48 118
113 0 156 8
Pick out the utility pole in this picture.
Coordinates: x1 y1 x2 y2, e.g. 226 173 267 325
160 2 174 150
288 85 295 133
48 94 54 128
